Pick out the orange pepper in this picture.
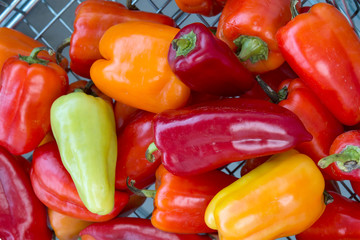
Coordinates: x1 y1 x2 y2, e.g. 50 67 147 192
90 21 190 113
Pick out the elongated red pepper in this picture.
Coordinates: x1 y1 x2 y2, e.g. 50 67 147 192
148 98 312 176
0 47 68 155
296 191 360 240
276 2 360 126
168 22 254 96
30 141 129 222
79 217 213 240
0 146 52 240
68 0 176 78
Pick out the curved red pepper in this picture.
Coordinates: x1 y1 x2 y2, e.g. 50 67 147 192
79 217 213 240
168 22 255 96
150 98 312 176
0 146 52 240
30 141 129 222
276 2 360 126
296 191 360 240
0 47 69 155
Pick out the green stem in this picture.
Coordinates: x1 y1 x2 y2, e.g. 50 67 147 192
291 0 300 19
56 37 70 65
126 177 156 198
255 75 280 104
318 145 360 172
172 31 197 57
233 35 268 63
145 142 159 162
18 46 53 65
324 190 334 205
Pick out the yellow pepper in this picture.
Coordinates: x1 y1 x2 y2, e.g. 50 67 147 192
205 149 326 240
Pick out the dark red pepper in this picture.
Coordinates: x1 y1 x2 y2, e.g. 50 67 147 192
351 181 360 197
0 146 52 240
168 22 255 96
147 98 312 176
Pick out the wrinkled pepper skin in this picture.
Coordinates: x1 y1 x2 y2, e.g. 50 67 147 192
152 98 312 176
205 150 326 240
0 146 52 240
276 3 360 126
216 0 292 73
70 0 176 78
0 48 69 155
296 191 360 240
30 142 129 222
50 91 118 215
91 21 190 113
174 0 225 17
168 22 255 96
79 217 213 240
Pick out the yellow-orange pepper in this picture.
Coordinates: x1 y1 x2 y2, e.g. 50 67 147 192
205 149 326 240
90 21 190 113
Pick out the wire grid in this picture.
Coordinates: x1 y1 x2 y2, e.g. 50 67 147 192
1 0 360 239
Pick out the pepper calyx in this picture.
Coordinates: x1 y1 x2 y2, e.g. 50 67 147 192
234 35 268 63
318 145 360 172
18 46 52 66
172 30 197 57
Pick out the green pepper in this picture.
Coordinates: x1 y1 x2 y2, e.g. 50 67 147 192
50 90 117 215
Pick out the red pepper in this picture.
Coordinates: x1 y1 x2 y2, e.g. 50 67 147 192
168 22 255 96
318 130 360 181
174 0 225 17
0 146 52 240
79 217 213 240
276 2 360 126
351 181 360 197
296 191 360 240
128 164 237 234
216 0 294 73
115 111 161 191
30 141 129 222
68 0 176 78
0 47 69 155
147 98 312 176
114 101 139 134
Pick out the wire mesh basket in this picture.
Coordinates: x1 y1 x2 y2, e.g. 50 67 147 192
1 0 360 239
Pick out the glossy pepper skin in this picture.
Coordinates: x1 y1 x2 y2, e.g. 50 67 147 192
296 191 360 240
174 0 225 17
216 0 292 73
69 0 176 78
90 21 190 113
50 91 118 215
0 47 69 155
151 98 312 176
277 2 360 126
205 150 326 240
79 217 213 240
30 141 129 222
0 146 52 240
168 22 255 96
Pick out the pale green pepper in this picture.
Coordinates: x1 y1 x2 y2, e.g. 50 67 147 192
50 90 117 215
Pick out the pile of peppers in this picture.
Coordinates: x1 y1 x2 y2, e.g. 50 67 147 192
2 0 360 239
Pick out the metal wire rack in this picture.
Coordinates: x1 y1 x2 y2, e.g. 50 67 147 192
1 0 360 239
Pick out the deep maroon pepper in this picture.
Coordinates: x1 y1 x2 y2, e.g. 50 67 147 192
147 98 312 176
79 217 213 240
168 22 255 96
296 191 360 240
0 146 52 240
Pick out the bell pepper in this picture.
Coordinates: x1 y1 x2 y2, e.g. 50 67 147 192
0 47 69 155
168 22 255 96
0 146 52 240
276 1 360 126
67 0 176 79
50 90 119 215
174 0 225 17
147 98 312 176
296 191 360 240
30 141 129 222
205 149 327 240
216 0 294 73
90 21 190 113
318 130 360 181
79 217 213 240
128 164 237 234
115 110 161 190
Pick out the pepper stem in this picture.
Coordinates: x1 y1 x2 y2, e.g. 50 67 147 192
323 190 334 205
126 177 156 198
18 46 53 66
145 142 158 162
318 145 360 172
172 30 197 57
255 75 280 104
56 37 70 65
127 0 139 10
291 0 300 19
233 35 268 63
